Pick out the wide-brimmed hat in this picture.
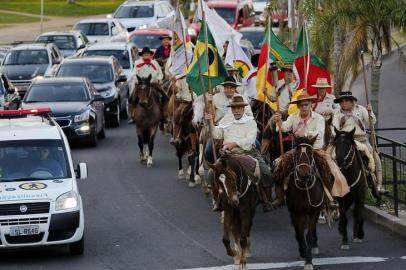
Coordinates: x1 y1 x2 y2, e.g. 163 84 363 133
227 95 248 107
139 47 154 56
312 77 331 88
289 93 317 105
221 76 238 87
225 64 239 72
334 91 357 103
159 35 172 40
281 63 294 71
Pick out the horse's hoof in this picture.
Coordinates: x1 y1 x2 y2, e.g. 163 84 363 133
239 264 247 270
188 181 196 188
304 264 314 270
245 249 252 258
198 166 205 175
233 256 240 265
187 166 191 177
311 247 319 255
353 238 363 243
194 175 202 185
341 244 350 250
147 157 153 167
178 170 185 179
318 215 327 224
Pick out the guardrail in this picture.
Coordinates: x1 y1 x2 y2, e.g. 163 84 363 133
372 129 406 216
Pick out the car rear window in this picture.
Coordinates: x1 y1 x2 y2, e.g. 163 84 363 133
213 8 236 24
37 35 77 50
241 31 264 50
75 23 109 36
3 49 49 65
130 34 161 50
57 63 113 84
83 49 130 69
25 82 89 102
115 5 154 18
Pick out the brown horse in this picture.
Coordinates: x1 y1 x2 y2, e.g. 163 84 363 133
208 153 258 270
274 136 325 270
333 128 368 250
132 75 161 167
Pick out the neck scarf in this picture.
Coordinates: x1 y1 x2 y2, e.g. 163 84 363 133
294 113 311 137
164 46 170 57
217 115 254 129
136 60 157 70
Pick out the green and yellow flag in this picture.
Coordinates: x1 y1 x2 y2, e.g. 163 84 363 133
186 21 227 95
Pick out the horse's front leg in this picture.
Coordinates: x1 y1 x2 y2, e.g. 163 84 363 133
222 209 236 258
304 211 320 270
291 214 306 259
338 198 350 250
353 198 365 243
147 127 157 167
187 151 197 187
239 207 253 268
137 131 145 164
176 146 185 179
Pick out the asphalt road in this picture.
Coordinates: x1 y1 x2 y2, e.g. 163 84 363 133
0 122 405 270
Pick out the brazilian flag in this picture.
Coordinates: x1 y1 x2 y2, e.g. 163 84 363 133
186 21 227 95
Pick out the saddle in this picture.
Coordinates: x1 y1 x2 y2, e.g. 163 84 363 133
232 154 260 180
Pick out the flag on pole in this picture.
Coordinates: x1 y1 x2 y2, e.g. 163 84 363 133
224 38 254 81
186 21 228 95
170 9 193 76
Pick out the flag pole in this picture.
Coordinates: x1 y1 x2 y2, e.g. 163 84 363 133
262 16 271 133
360 51 378 152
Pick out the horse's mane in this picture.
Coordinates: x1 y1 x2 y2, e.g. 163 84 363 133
293 136 313 147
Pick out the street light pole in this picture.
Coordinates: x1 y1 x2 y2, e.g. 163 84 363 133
40 0 44 34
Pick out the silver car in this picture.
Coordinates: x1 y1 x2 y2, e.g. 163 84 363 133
73 19 128 44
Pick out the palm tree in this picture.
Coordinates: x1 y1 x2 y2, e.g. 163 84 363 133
305 0 406 126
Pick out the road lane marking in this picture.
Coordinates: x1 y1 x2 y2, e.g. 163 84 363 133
177 256 393 270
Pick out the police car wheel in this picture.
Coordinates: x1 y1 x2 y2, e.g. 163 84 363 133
69 235 84 256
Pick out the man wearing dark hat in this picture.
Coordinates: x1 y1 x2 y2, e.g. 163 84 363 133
206 94 273 212
332 91 385 194
215 64 247 95
154 34 172 61
270 63 298 117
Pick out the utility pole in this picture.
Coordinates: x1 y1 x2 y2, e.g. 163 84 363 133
40 0 44 34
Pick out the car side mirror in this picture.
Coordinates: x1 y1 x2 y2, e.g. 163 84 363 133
75 163 88 180
52 59 61 65
77 44 86 50
93 94 104 102
116 74 127 83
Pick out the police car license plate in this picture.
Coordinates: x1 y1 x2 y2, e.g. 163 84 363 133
10 225 40 236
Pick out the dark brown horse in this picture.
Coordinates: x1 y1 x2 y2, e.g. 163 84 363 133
333 127 368 249
208 153 258 270
274 136 324 270
132 75 161 167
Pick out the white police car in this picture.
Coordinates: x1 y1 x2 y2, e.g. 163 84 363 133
0 108 87 255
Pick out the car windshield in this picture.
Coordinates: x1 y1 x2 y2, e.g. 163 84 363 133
241 31 264 49
57 63 113 84
83 50 130 69
75 23 109 36
37 35 77 50
24 83 89 102
213 8 235 24
115 5 154 18
0 140 71 182
3 50 49 65
130 34 161 50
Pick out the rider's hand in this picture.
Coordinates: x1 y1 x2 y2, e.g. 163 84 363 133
366 103 372 112
222 142 237 151
204 112 213 121
273 112 282 123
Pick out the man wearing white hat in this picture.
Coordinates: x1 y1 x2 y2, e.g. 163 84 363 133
311 77 337 120
270 63 298 117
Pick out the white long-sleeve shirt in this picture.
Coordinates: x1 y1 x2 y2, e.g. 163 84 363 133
133 59 163 83
212 115 257 153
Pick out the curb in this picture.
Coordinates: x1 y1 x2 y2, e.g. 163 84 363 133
364 205 406 238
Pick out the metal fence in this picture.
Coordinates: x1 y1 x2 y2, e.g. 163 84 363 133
373 128 406 216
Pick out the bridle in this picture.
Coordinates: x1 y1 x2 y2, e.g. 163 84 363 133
138 82 153 109
292 142 324 208
218 161 252 203
336 136 361 188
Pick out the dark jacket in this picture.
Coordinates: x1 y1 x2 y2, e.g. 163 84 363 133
154 45 171 60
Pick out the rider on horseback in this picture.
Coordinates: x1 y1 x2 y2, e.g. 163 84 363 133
215 65 248 96
272 93 349 207
206 95 273 212
331 91 386 194
311 78 337 120
131 47 167 124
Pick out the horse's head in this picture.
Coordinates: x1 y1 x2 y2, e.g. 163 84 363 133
136 75 152 107
192 95 205 126
208 154 242 207
293 135 317 182
334 126 356 170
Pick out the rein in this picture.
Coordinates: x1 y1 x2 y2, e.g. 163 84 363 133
138 83 154 110
339 142 362 189
219 159 252 201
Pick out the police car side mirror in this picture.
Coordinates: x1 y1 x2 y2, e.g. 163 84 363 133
76 163 88 180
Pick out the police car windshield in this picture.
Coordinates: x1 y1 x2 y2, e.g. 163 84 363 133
57 63 113 84
83 50 130 69
25 83 90 103
0 140 71 182
3 50 49 65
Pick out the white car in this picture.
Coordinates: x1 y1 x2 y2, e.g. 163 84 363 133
113 0 175 32
0 108 87 255
79 41 139 94
73 18 128 44
253 0 267 23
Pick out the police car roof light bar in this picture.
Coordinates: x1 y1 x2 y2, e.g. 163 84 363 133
0 108 52 117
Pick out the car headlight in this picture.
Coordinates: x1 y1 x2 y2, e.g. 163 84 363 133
74 110 90 123
138 24 148 30
55 191 78 211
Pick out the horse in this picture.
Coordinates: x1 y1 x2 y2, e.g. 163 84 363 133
172 100 201 186
131 75 161 167
208 153 258 270
333 127 368 250
274 136 325 270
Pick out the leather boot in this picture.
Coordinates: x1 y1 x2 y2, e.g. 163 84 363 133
271 184 285 208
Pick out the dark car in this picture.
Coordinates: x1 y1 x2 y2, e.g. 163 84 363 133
0 43 64 98
22 77 105 146
239 26 265 54
36 31 90 58
55 56 129 127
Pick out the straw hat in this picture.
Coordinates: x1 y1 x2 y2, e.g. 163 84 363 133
227 95 248 107
281 63 294 71
289 93 317 105
312 77 331 88
334 91 357 103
